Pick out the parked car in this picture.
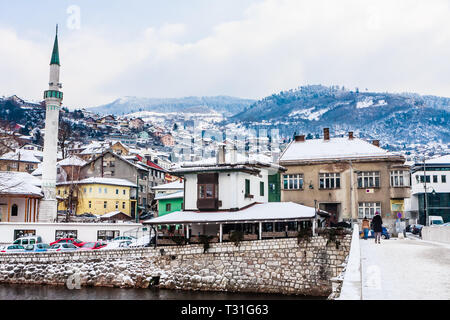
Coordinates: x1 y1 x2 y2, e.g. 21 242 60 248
441 222 450 227
102 240 132 250
24 243 51 253
50 238 86 247
360 227 390 239
412 224 424 236
129 233 156 247
48 243 78 252
428 215 444 226
78 241 107 250
0 245 25 253
12 236 43 246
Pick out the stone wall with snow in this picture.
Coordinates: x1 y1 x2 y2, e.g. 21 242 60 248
0 236 351 296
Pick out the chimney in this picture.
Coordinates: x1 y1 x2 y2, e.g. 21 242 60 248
372 140 380 147
216 145 226 164
295 135 305 142
348 131 354 139
323 128 330 141
230 145 238 164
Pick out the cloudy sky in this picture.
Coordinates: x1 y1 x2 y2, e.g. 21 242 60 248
1 0 450 108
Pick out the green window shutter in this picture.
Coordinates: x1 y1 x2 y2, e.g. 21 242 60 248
260 181 264 196
245 179 250 195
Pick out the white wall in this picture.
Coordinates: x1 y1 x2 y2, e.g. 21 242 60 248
421 226 450 244
183 169 269 211
0 222 142 244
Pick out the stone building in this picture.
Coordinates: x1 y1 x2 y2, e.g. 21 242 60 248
279 129 411 225
0 149 41 173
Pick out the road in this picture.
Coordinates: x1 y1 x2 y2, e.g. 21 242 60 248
360 235 450 300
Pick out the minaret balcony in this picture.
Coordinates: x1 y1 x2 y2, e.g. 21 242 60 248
44 90 63 100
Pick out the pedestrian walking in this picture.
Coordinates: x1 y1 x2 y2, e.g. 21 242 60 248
372 211 383 244
362 217 370 240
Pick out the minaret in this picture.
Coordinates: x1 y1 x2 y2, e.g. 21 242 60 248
39 25 63 222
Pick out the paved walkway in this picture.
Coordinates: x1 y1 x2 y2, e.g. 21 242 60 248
360 236 450 300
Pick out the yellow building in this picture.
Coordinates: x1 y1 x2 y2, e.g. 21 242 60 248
57 177 136 216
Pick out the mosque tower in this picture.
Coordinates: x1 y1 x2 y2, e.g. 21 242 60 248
39 25 63 222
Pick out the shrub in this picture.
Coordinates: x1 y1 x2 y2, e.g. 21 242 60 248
229 231 244 247
297 227 312 244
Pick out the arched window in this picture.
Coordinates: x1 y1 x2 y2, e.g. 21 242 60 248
11 204 18 217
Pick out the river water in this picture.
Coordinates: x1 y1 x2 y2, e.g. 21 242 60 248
0 284 323 300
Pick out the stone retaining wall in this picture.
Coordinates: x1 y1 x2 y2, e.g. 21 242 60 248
0 235 351 296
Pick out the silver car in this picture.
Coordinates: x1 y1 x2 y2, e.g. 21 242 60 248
1 244 25 253
48 243 78 252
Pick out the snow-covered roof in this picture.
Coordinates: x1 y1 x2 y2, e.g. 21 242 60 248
100 211 131 219
152 180 184 190
57 177 136 187
424 154 450 164
154 190 184 201
58 155 87 167
279 137 401 162
0 171 42 196
0 150 41 163
143 202 315 224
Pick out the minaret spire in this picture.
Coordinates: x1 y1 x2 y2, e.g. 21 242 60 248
50 24 60 66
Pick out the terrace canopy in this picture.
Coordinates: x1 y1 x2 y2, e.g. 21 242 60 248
143 202 319 242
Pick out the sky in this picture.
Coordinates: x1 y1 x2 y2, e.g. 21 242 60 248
1 0 450 108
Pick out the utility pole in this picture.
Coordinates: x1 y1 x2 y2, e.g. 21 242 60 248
423 156 428 226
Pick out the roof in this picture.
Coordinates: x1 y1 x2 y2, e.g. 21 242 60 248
147 160 165 171
58 155 87 167
50 27 60 66
143 202 316 224
0 171 42 197
154 190 184 201
100 211 132 219
424 154 450 165
57 177 136 187
0 150 41 163
279 137 402 163
152 180 184 191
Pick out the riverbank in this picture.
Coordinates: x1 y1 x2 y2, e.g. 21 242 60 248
0 283 324 300
0 236 351 296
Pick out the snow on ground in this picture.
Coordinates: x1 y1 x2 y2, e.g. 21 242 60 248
360 237 450 300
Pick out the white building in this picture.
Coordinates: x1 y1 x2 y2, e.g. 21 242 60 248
408 155 450 224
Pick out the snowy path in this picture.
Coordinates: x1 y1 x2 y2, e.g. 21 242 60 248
360 237 450 300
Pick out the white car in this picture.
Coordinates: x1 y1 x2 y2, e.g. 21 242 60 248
129 232 156 247
1 244 25 253
48 243 78 252
109 236 136 242
102 240 132 250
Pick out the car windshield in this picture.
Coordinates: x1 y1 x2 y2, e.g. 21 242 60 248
432 220 443 225
73 239 82 244
82 242 95 247
50 244 60 249
25 245 34 250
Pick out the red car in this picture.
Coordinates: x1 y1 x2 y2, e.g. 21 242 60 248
78 241 107 250
50 238 86 248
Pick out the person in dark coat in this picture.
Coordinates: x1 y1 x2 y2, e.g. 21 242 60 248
372 211 383 244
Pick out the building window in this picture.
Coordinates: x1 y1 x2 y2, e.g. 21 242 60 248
11 204 18 216
433 175 438 183
245 179 251 196
122 202 126 209
166 203 172 212
116 189 119 195
358 202 381 219
390 171 410 187
55 230 78 240
98 188 102 194
198 184 216 199
89 187 92 193
109 161 115 167
319 173 341 189
104 188 107 194
103 201 107 209
260 181 264 196
84 188 87 193
88 201 92 209
123 189 126 195
358 171 380 188
97 230 120 241
111 170 115 176
115 202 119 210
417 175 431 183
442 175 447 183
283 174 304 190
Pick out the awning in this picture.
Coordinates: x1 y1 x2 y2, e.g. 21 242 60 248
143 202 316 225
